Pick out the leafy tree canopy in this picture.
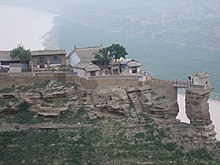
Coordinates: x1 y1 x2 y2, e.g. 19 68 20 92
107 44 128 61
94 47 109 62
95 44 128 63
10 44 31 61
94 47 111 69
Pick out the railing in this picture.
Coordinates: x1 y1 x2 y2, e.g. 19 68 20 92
173 79 189 88
87 75 138 80
0 71 77 77
152 78 175 84
34 71 54 76
0 72 34 77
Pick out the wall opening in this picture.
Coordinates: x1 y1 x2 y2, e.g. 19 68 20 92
177 88 189 123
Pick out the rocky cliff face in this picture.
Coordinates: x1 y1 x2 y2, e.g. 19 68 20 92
185 87 212 126
0 80 217 149
182 87 216 149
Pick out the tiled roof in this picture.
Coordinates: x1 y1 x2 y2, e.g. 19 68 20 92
0 51 19 61
194 72 209 79
127 61 142 67
31 50 66 56
121 59 142 67
74 61 100 72
74 46 102 61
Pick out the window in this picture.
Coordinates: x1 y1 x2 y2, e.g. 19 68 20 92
132 67 137 73
1 61 10 65
37 57 47 68
51 56 61 65
90 71 96 76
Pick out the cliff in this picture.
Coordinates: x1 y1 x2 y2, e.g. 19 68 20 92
0 79 217 147
0 79 219 164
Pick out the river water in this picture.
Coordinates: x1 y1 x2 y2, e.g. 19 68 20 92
0 5 55 50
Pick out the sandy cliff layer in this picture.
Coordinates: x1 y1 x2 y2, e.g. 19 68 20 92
0 80 217 149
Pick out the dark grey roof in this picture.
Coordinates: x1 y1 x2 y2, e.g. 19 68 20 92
74 46 102 61
0 51 19 61
31 50 66 56
127 61 142 67
121 59 142 67
74 61 100 72
194 72 209 79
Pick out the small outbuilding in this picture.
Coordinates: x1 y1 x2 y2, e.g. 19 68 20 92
188 72 210 88
120 59 142 74
73 61 100 78
68 45 102 67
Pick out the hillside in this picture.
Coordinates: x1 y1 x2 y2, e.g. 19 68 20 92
0 80 220 164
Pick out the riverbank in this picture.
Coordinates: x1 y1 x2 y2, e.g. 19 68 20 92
0 5 55 50
177 94 220 140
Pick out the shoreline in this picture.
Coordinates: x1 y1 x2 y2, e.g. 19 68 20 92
177 93 220 140
0 5 56 50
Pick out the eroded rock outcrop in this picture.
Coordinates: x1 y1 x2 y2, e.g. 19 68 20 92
0 78 217 149
185 87 212 126
182 86 216 149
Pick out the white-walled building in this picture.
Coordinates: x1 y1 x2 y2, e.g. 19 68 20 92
68 45 102 67
120 59 142 75
73 61 100 78
188 72 210 88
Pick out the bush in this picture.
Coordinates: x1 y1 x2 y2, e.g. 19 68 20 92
162 142 177 151
135 132 145 139
13 111 36 124
0 87 15 93
19 101 30 111
12 101 36 124
186 148 212 161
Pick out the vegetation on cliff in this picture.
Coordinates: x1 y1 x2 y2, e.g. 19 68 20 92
1 108 220 164
0 81 220 164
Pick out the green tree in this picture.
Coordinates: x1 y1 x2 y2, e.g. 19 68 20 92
10 44 31 62
95 44 128 68
94 47 110 69
107 44 128 62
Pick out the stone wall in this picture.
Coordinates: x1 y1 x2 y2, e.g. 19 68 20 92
95 77 138 87
148 79 177 100
0 73 139 90
0 73 70 89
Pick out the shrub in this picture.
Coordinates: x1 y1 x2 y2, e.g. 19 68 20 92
186 148 212 161
13 111 36 124
0 87 15 93
135 132 145 139
19 101 30 111
162 142 177 151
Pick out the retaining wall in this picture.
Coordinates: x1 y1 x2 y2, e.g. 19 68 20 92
148 78 177 100
0 74 176 100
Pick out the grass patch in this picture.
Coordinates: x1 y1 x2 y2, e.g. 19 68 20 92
53 107 102 125
1 120 220 164
155 95 166 101
11 111 37 124
0 87 15 93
